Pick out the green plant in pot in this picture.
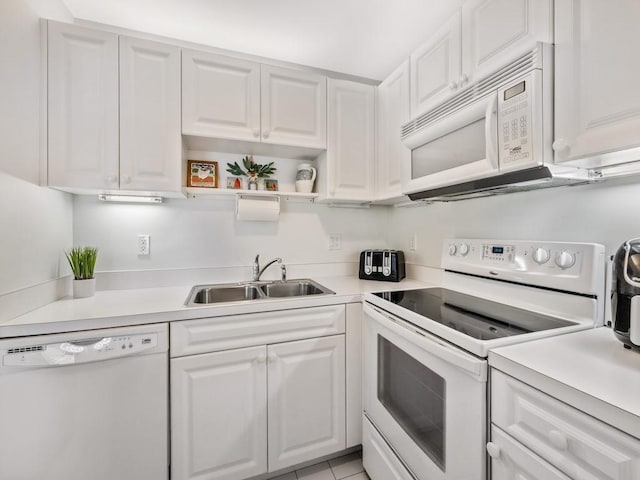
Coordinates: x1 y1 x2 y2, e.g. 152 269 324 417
65 246 98 298
226 155 276 190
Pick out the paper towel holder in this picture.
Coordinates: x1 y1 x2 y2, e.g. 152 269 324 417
235 194 281 222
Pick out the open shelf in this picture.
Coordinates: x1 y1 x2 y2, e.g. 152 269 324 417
185 187 319 201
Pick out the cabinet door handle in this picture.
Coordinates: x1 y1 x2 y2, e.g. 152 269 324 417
256 354 267 364
122 176 132 185
460 73 469 85
486 442 501 459
263 130 270 139
449 81 458 90
267 352 278 363
253 130 260 138
548 430 569 450
105 175 118 185
552 139 571 157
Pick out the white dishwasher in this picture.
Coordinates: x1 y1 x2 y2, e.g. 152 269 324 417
0 323 169 480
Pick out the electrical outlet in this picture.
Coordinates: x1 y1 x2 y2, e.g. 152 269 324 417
410 232 418 251
328 234 341 250
137 234 150 256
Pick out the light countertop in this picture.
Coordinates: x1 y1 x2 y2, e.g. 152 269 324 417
0 276 430 338
489 327 640 439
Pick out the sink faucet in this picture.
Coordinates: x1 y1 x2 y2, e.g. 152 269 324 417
253 255 283 281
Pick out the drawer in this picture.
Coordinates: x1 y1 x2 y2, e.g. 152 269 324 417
171 305 345 357
489 426 571 480
491 369 640 480
363 417 415 480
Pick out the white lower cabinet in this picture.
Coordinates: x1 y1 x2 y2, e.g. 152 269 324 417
267 335 346 471
489 426 570 480
489 369 640 480
171 346 268 480
170 305 350 480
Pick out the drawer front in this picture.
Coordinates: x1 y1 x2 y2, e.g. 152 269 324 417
491 370 640 480
171 305 346 357
489 426 571 480
363 417 415 480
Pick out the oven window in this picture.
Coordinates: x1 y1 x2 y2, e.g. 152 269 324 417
377 335 446 470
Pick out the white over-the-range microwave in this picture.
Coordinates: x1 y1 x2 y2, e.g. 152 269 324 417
401 43 591 201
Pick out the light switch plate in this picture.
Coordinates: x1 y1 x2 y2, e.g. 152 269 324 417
328 234 341 250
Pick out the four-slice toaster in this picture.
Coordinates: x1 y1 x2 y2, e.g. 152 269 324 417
359 250 406 282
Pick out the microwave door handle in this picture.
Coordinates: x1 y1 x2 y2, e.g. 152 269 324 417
485 95 499 170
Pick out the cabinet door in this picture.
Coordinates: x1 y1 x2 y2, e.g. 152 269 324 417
171 346 268 480
47 21 119 190
182 50 261 142
410 12 461 118
461 0 552 84
120 37 181 192
261 65 327 149
267 335 346 471
554 0 640 167
326 79 375 201
376 60 410 201
489 427 571 480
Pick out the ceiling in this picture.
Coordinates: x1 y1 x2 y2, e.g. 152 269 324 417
61 0 463 81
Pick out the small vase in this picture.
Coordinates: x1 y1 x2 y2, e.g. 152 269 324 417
247 174 258 190
73 278 96 298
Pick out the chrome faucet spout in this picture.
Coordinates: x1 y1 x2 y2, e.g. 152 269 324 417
253 255 282 281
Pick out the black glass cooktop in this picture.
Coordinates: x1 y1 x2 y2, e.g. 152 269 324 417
373 288 577 341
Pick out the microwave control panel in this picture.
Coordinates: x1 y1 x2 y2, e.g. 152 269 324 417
498 74 535 168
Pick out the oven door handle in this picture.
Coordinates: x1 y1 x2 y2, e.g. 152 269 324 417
365 303 487 381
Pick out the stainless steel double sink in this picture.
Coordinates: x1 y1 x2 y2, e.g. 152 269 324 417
184 279 335 306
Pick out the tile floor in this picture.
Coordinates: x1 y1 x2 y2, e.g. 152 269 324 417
270 452 369 480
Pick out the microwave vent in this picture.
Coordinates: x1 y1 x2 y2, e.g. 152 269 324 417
401 44 546 139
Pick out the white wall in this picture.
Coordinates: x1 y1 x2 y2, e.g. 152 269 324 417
386 176 640 268
0 0 74 302
73 193 388 281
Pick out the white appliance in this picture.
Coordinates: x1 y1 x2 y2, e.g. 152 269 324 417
401 44 591 202
362 239 606 480
0 323 169 480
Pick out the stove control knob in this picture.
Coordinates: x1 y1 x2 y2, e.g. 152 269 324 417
458 243 470 256
448 244 457 256
555 251 576 269
532 247 550 265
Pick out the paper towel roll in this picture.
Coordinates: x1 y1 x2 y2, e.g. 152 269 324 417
236 195 280 222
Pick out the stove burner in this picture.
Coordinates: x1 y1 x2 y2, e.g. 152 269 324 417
373 288 577 340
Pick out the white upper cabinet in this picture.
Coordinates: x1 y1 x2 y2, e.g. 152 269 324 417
47 22 119 190
554 0 640 168
323 79 375 201
376 61 410 202
120 37 181 192
261 65 327 149
410 0 552 118
461 0 553 83
183 57 326 151
410 13 461 118
182 51 261 142
47 22 182 195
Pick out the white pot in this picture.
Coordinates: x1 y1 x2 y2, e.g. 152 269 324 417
295 163 317 193
73 278 96 298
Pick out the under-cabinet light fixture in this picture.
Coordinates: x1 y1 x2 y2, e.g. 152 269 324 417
591 161 640 180
98 194 163 204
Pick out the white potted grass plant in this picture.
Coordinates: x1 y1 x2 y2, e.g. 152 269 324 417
65 246 98 298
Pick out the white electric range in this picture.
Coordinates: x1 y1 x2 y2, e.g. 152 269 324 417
362 238 606 480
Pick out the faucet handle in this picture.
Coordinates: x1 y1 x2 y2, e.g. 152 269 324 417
254 254 260 264
281 264 287 282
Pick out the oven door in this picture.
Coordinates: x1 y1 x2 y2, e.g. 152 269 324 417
363 303 487 480
402 92 499 195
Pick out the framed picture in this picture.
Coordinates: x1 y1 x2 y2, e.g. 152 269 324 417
264 179 278 191
187 160 218 188
226 176 244 189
